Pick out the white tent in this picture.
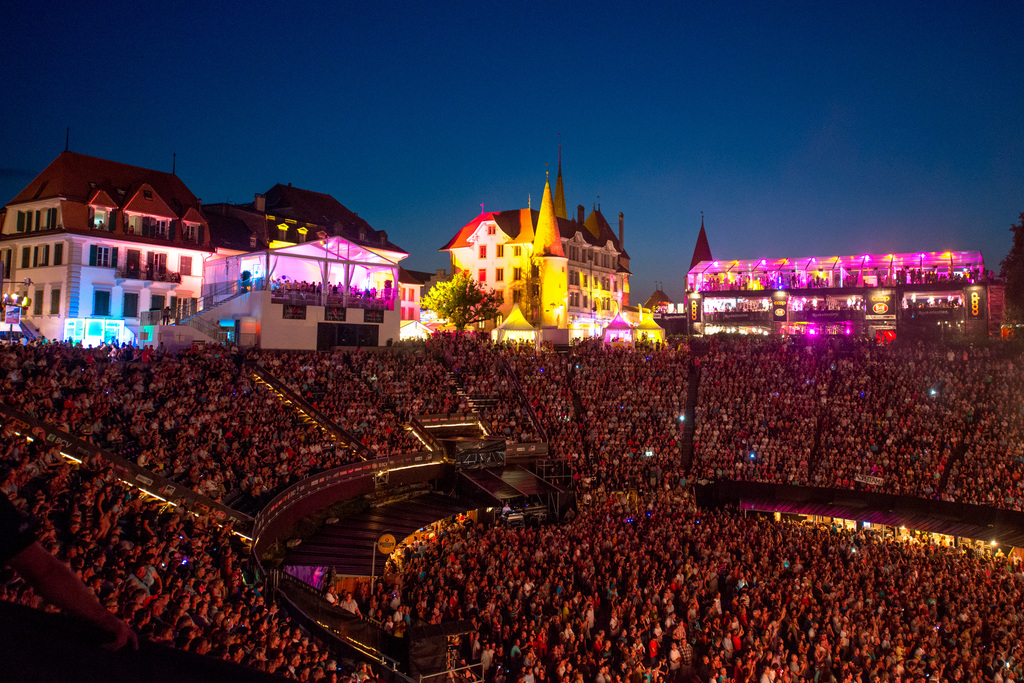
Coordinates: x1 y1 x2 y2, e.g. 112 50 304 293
602 313 634 346
491 304 538 345
400 319 432 341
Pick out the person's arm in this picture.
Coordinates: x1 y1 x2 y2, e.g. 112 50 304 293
8 541 138 650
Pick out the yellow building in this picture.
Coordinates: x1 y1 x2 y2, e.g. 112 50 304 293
440 161 631 340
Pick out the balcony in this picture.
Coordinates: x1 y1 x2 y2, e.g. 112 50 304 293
116 267 182 283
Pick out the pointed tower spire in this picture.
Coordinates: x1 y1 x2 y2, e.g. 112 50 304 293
553 143 567 220
533 173 565 257
689 212 713 272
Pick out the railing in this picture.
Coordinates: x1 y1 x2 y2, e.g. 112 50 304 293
500 357 548 443
252 451 444 556
269 289 396 311
251 364 373 457
0 402 253 534
116 267 182 283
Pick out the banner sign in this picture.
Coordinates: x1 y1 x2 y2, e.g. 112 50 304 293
5 305 21 325
965 287 987 321
854 473 885 487
864 290 896 320
687 296 702 324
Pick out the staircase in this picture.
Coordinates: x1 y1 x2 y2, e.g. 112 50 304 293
250 365 373 458
19 319 41 341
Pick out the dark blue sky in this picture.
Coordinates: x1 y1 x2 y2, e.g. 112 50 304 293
2 1 1021 303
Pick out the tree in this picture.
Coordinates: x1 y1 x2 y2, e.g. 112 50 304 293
422 271 504 331
1000 212 1024 324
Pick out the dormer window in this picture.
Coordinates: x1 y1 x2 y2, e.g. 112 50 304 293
143 189 153 200
183 223 198 241
90 208 109 231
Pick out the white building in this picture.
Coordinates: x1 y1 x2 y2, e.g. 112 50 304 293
0 151 211 345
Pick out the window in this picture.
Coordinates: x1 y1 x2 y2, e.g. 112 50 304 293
513 267 522 281
479 245 487 259
2 250 10 278
495 268 504 282
33 290 42 316
182 223 198 241
90 208 109 230
496 244 504 258
32 247 38 267
21 247 29 268
123 293 139 318
53 243 63 266
93 290 111 316
90 246 114 268
38 245 49 267
179 255 192 277
16 211 26 232
45 208 57 229
487 225 496 235
478 268 487 282
50 289 61 315
514 246 522 257
512 290 521 303
151 294 165 312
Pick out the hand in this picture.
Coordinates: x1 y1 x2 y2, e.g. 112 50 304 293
98 612 139 651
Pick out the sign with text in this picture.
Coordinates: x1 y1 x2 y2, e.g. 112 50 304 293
965 287 987 321
864 290 896 320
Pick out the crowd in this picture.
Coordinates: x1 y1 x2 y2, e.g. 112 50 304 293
0 343 354 512
6 331 1024 681
0 430 350 681
692 337 820 486
377 490 1023 683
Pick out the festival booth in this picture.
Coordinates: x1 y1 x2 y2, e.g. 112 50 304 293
491 304 539 346
602 313 634 346
635 311 666 344
201 236 406 350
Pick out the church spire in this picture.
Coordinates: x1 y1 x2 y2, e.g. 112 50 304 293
553 144 567 220
689 213 713 272
533 172 565 258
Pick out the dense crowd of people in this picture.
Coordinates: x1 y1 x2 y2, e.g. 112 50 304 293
4 331 1024 682
378 490 1023 683
0 430 349 680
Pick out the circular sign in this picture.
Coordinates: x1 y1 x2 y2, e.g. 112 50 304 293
377 533 397 555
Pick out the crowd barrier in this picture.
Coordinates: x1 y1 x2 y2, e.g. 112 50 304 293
0 403 254 535
253 452 445 557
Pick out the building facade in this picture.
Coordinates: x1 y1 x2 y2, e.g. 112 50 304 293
0 152 212 345
441 161 631 339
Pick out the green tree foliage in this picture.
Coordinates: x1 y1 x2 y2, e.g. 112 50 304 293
1001 212 1024 323
422 272 504 331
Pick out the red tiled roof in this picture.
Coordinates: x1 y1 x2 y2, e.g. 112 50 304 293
7 151 204 222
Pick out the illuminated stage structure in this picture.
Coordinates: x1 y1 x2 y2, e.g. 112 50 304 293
201 234 407 350
441 156 632 342
685 251 999 339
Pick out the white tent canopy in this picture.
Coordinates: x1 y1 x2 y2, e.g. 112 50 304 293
602 313 634 345
492 304 538 344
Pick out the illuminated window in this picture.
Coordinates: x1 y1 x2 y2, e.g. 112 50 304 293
479 245 487 259
90 208 109 231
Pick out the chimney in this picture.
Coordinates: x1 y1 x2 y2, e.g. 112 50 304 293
254 193 266 213
577 204 584 224
618 212 624 248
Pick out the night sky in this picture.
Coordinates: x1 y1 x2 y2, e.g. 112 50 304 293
2 1 1021 304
